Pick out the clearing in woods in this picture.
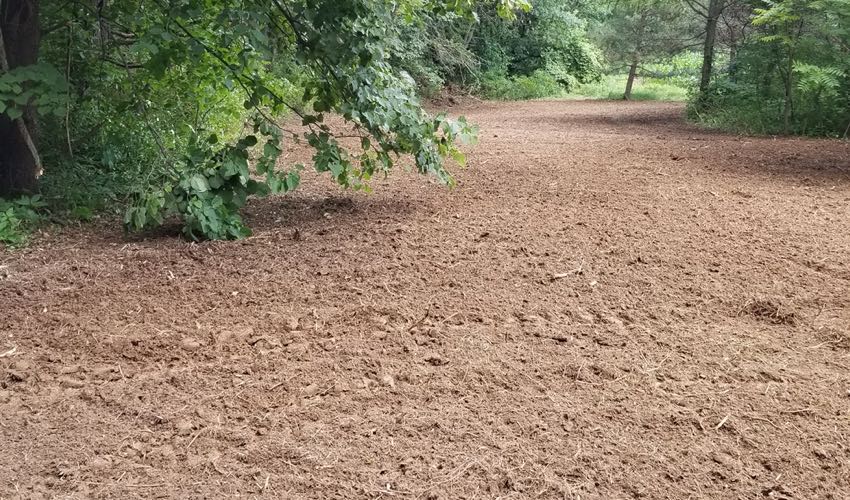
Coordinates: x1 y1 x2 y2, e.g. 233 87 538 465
1 101 849 499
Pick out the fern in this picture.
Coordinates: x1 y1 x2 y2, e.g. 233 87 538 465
794 63 844 99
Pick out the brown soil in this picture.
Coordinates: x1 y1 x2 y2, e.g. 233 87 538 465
2 100 850 500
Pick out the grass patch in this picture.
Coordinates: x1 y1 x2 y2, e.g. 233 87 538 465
568 74 690 101
476 72 691 103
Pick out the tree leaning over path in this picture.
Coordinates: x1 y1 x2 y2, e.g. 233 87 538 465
0 1 531 238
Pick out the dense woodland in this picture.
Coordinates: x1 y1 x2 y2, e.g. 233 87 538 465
0 0 848 244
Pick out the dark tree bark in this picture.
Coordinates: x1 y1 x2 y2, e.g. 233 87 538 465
698 0 724 96
624 59 638 101
782 47 794 135
0 0 41 197
684 0 728 107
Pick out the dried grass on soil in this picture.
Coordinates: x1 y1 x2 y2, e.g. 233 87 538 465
1 101 850 499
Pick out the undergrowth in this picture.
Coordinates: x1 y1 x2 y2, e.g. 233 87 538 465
478 72 691 102
478 70 567 100
0 195 47 248
688 78 850 137
569 74 690 101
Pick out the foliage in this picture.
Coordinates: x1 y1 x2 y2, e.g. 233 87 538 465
641 52 706 89
118 1 477 240
566 51 701 101
570 74 691 101
396 11 480 95
687 80 784 134
0 195 46 247
692 0 850 135
34 0 262 224
479 69 564 100
4 0 487 241
124 127 295 240
591 0 697 99
794 63 846 132
473 0 602 95
0 63 68 120
531 1 603 88
3 0 850 248
794 63 844 101
595 0 694 68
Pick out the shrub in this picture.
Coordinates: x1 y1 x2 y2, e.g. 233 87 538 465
0 195 47 248
480 69 564 100
124 127 299 241
690 74 850 137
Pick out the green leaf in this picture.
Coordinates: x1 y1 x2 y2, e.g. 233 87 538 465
263 141 280 158
286 172 301 191
189 174 210 193
450 148 467 168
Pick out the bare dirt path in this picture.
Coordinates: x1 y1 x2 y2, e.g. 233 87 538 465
2 101 849 499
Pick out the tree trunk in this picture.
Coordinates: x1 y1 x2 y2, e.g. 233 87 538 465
624 59 638 100
0 0 41 198
782 49 793 135
728 41 737 82
698 0 724 99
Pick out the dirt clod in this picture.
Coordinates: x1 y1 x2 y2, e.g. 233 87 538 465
740 299 798 326
58 376 86 389
5 369 27 382
88 457 111 471
425 355 448 366
181 337 203 351
285 316 300 331
175 419 194 436
380 374 396 388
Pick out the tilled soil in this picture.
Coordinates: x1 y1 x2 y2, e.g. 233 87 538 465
1 100 849 499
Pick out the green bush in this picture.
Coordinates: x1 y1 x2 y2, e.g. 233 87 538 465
480 69 564 100
473 0 601 95
690 74 850 136
124 127 300 241
394 11 479 97
37 34 261 223
0 195 47 248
